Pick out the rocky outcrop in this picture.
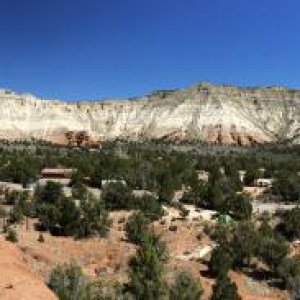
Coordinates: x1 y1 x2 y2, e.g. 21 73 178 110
0 83 300 145
0 237 57 300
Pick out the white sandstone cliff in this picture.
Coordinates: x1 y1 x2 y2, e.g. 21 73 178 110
0 83 299 145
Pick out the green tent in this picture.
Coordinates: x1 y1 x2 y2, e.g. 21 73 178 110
217 214 233 225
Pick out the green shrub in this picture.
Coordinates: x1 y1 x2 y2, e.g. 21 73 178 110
211 275 241 300
125 212 150 245
133 194 164 221
209 244 234 278
127 234 168 299
78 194 111 238
102 182 133 210
280 207 300 240
5 228 18 243
48 262 86 300
169 271 203 300
37 232 45 243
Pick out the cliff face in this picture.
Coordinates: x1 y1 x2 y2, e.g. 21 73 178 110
1 83 300 145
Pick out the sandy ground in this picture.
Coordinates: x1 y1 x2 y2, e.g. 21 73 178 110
243 186 269 199
252 201 297 214
15 211 136 281
0 236 57 300
0 208 289 300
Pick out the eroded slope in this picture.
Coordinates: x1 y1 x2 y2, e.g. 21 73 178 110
0 84 299 145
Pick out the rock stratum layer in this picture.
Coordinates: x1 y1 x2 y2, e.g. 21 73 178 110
1 83 300 145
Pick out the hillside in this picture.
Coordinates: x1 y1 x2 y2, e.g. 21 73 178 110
0 236 57 300
0 83 300 145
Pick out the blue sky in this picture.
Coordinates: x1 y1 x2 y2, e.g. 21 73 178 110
0 0 299 100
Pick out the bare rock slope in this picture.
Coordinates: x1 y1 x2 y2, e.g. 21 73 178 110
0 237 57 300
1 83 300 145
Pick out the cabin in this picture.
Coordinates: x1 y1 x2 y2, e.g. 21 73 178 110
254 178 274 188
0 182 35 198
39 167 76 186
196 170 209 182
132 190 155 198
41 168 75 179
238 170 246 183
101 180 126 189
0 182 23 191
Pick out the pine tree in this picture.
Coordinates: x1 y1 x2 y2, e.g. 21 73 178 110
211 275 241 300
127 235 168 300
169 271 203 300
125 212 150 245
209 244 233 278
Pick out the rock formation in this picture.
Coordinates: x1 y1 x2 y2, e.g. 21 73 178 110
0 83 300 145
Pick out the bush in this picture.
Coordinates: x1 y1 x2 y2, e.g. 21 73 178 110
81 280 123 300
9 204 24 224
36 190 111 238
127 234 168 299
5 228 18 243
48 262 124 300
287 275 300 300
230 221 259 267
78 194 111 238
272 173 300 202
71 182 87 200
169 271 203 300
4 190 21 205
179 205 190 219
277 256 300 287
209 244 234 278
244 168 259 186
37 232 45 243
227 194 252 220
37 196 80 236
35 181 63 205
36 203 60 232
102 182 133 210
280 207 300 240
125 212 150 245
181 181 208 208
133 194 164 221
211 275 241 300
48 262 86 300
169 225 177 232
257 235 288 273
55 197 80 236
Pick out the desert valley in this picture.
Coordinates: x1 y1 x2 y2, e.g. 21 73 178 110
0 85 300 299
